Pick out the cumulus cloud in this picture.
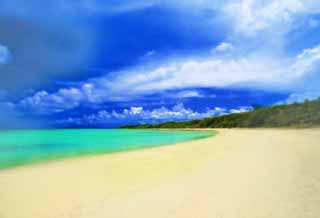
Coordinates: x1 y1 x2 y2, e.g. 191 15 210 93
58 103 252 126
5 0 320 123
221 0 320 59
17 83 100 114
15 42 320 115
224 0 316 36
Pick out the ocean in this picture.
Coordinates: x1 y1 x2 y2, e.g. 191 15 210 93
0 129 213 169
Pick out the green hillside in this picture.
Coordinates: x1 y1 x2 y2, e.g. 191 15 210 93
122 99 320 129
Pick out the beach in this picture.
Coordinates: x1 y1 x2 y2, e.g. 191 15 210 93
0 128 320 218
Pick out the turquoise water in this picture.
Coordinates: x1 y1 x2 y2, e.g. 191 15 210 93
0 129 213 169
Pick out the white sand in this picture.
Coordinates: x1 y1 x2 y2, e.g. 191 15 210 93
0 129 320 218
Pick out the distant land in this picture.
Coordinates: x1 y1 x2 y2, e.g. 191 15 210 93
122 99 320 129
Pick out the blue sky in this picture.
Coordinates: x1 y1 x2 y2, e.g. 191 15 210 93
1 0 320 128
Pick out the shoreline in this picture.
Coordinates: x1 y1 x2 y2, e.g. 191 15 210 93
1 128 320 218
0 129 215 171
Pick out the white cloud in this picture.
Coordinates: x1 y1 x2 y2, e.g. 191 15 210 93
18 90 80 114
10 0 320 115
16 42 320 114
224 0 312 36
58 103 252 126
230 106 253 113
110 58 279 93
276 92 320 105
109 44 320 94
215 42 234 52
17 84 100 114
291 45 320 78
0 44 11 65
125 106 144 115
175 90 204 98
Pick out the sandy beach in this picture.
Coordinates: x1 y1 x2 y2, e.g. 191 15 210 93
0 128 320 218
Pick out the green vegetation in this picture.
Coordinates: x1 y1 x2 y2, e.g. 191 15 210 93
122 99 320 129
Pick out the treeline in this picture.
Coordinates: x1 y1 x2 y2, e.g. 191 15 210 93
122 99 320 128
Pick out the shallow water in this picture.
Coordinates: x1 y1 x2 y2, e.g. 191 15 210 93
0 129 214 169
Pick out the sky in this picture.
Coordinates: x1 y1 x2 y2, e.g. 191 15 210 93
1 0 320 128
